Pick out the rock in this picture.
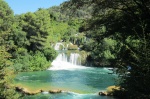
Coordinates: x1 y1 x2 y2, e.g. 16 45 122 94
98 91 108 96
40 89 44 92
22 88 41 95
15 86 23 92
49 89 62 94
15 86 62 95
106 86 120 95
15 86 41 95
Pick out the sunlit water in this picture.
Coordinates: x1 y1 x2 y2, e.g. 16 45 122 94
15 51 117 99
15 68 117 99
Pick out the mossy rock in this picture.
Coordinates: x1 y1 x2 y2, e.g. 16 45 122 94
98 91 108 96
68 45 78 50
49 89 62 94
106 86 120 95
59 45 64 50
15 86 41 95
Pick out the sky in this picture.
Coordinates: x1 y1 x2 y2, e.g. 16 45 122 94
5 0 68 15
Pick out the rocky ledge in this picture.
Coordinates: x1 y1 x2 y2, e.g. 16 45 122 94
98 86 120 96
99 91 109 96
15 86 62 95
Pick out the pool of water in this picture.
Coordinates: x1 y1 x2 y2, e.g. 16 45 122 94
15 67 117 99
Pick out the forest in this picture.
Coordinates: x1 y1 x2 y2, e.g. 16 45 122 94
0 0 150 98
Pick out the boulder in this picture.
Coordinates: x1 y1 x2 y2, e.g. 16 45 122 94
106 85 120 95
98 91 108 96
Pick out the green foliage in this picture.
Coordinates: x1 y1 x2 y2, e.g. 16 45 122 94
61 1 92 19
81 37 118 66
12 51 51 72
29 51 50 71
0 0 14 33
62 28 76 42
10 8 58 72
49 20 69 43
66 0 150 98
0 0 93 98
12 16 29 48
0 0 21 98
79 50 89 65
0 0 14 50
16 9 52 52
69 33 86 46
42 47 57 61
47 6 69 21
0 67 21 99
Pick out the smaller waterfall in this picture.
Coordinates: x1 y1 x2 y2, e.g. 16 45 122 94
54 43 65 50
49 53 88 70
70 53 81 66
56 53 68 62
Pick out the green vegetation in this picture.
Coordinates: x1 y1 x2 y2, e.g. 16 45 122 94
0 0 21 98
63 0 150 98
1 0 150 98
0 0 88 98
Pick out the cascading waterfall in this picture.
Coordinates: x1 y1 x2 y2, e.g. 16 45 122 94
69 53 81 66
56 53 68 62
54 42 74 50
54 43 65 50
48 52 87 70
48 42 88 70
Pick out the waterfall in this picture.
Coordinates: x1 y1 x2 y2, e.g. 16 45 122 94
69 53 81 66
48 53 88 70
54 42 74 50
48 42 89 70
54 43 65 50
56 53 68 62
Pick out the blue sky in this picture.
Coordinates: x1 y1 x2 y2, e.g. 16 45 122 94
5 0 68 14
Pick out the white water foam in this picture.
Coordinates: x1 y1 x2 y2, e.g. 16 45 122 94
48 53 89 70
54 43 65 50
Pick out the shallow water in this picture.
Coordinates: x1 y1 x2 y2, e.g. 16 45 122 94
24 92 115 99
15 52 117 99
15 67 117 99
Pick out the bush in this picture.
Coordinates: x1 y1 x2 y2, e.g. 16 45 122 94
12 51 51 72
42 47 57 61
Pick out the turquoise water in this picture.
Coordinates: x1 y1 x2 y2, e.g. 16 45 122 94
15 67 117 99
24 92 115 99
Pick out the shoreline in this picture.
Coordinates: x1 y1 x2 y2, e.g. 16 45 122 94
15 84 119 97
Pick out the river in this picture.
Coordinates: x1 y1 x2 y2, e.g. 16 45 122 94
15 52 117 99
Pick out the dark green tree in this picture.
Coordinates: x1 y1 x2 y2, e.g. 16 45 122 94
18 9 52 52
0 0 21 98
64 0 150 98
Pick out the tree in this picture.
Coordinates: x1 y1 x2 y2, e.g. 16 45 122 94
18 9 52 52
64 0 150 98
0 0 21 98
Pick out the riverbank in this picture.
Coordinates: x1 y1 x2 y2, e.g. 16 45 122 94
14 82 89 94
15 85 62 95
15 82 120 96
